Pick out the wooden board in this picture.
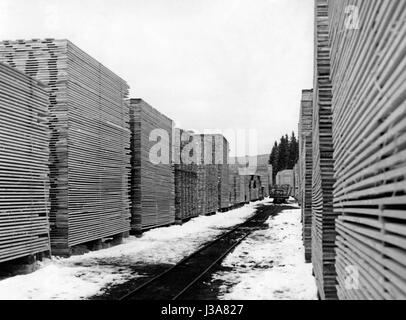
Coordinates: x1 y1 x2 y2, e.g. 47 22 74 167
299 89 314 263
228 164 251 206
249 175 262 201
193 134 229 214
0 62 51 263
311 0 338 300
215 135 230 210
194 135 219 215
276 170 295 187
173 128 198 223
231 155 271 202
328 0 406 299
257 165 272 198
129 99 175 231
0 39 131 255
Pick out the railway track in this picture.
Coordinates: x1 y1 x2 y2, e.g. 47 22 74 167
119 203 281 300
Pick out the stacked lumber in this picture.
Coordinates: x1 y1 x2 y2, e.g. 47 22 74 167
194 134 219 215
228 164 239 207
0 39 131 255
267 165 273 189
235 170 251 204
299 89 314 263
258 173 268 198
293 163 299 199
248 175 261 201
194 135 205 215
236 174 244 204
311 0 337 300
0 62 51 263
242 175 251 202
173 128 198 223
234 155 271 200
256 155 272 198
129 99 175 231
328 0 406 299
206 164 218 214
214 135 230 210
195 167 207 215
276 170 294 187
229 164 250 206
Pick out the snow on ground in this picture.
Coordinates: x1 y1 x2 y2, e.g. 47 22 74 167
0 200 267 300
214 205 317 300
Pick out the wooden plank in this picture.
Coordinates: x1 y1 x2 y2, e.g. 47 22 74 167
299 89 314 263
0 39 131 255
311 0 338 300
328 0 406 299
129 99 175 232
193 134 229 215
173 128 198 223
0 62 51 263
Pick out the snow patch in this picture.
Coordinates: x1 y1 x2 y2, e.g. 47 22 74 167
0 200 267 300
214 208 317 300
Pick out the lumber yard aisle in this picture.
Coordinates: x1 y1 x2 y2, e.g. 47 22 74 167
213 205 317 300
0 0 406 302
0 39 257 268
297 0 406 300
0 200 318 300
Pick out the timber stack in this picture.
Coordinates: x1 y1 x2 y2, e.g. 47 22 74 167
0 39 131 256
244 175 252 202
240 175 249 203
299 89 314 263
173 128 198 224
194 134 219 216
249 176 262 201
129 99 175 232
256 154 272 198
276 170 294 187
235 155 271 202
311 0 337 300
228 164 238 207
228 163 249 207
0 62 51 263
293 163 299 200
214 135 230 211
329 0 406 299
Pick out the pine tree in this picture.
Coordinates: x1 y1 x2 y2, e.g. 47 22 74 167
269 131 299 181
285 134 290 168
277 136 287 173
285 132 298 169
289 131 298 167
269 143 276 165
269 142 277 184
271 141 279 180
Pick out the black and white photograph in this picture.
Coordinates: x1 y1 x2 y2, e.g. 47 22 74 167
0 0 405 309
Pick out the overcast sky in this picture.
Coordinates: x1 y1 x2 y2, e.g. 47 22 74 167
0 0 314 156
